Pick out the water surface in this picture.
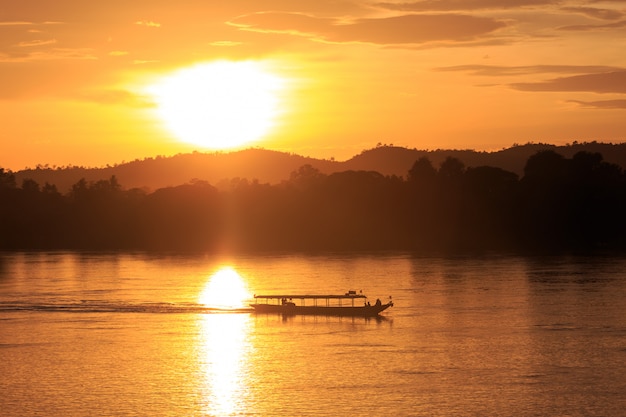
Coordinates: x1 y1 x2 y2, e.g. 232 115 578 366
1 252 625 416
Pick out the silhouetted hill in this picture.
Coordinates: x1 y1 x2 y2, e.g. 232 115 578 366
12 142 626 192
344 142 626 178
3 145 626 252
14 149 340 193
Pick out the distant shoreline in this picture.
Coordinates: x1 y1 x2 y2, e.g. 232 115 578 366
2 146 625 253
10 142 626 193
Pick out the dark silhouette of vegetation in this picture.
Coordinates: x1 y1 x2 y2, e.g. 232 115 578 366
1 150 625 253
13 142 626 194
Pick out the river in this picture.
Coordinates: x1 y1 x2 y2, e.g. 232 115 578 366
1 252 625 416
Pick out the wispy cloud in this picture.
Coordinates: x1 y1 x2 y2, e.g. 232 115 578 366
338 14 506 43
16 39 57 48
561 6 624 20
436 65 626 110
0 48 97 63
229 12 332 37
558 19 626 31
0 21 63 26
375 0 556 12
209 40 244 47
135 20 161 28
0 21 35 26
133 59 159 65
512 71 626 94
435 64 625 76
568 99 626 109
230 12 506 44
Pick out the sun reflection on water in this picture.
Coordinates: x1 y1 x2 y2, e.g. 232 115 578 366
199 266 252 309
197 267 254 416
198 313 252 416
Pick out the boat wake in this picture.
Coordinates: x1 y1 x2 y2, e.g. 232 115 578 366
0 300 254 315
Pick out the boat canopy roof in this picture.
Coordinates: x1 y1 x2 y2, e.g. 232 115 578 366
254 291 367 300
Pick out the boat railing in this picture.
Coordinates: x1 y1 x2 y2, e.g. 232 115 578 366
253 291 369 307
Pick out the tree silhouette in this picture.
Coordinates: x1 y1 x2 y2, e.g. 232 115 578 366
0 168 16 189
407 157 437 187
1 149 625 253
523 150 567 183
288 164 326 190
438 156 465 181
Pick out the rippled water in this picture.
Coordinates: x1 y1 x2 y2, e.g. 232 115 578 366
1 252 626 416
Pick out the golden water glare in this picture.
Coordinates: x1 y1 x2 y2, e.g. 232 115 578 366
198 313 252 416
198 266 252 309
197 267 254 415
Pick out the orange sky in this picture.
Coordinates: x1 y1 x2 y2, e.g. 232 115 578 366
2 0 626 170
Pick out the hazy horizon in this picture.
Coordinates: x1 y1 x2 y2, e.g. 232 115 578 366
2 1 626 171
5 140 626 173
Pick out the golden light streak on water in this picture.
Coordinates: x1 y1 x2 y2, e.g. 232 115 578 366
196 267 254 415
198 313 253 416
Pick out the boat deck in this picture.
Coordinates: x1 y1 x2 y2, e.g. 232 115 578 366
250 291 393 317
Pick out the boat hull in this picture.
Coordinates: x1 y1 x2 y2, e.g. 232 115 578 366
250 302 392 317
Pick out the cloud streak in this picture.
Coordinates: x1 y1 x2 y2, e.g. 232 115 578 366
436 65 626 110
435 64 625 76
17 39 57 48
376 0 556 12
561 6 625 20
511 71 626 94
230 12 506 44
0 48 97 63
0 21 35 26
569 99 626 109
558 19 626 31
135 20 161 28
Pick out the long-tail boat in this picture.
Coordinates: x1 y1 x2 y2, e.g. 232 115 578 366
250 290 393 317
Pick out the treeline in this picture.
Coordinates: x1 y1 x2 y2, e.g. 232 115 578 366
1 149 625 253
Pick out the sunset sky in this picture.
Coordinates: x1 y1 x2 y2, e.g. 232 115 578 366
2 0 626 170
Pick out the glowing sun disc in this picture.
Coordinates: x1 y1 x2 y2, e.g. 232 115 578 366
147 61 285 149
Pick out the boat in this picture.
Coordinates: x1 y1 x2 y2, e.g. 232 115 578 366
250 290 393 317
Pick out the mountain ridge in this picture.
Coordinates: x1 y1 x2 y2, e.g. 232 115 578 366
12 142 626 192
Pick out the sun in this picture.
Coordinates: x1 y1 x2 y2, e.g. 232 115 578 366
146 61 285 149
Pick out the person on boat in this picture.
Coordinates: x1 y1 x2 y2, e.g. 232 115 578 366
375 298 381 306
282 298 295 307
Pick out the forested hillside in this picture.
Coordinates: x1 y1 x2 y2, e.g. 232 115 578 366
12 142 626 193
2 148 625 253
